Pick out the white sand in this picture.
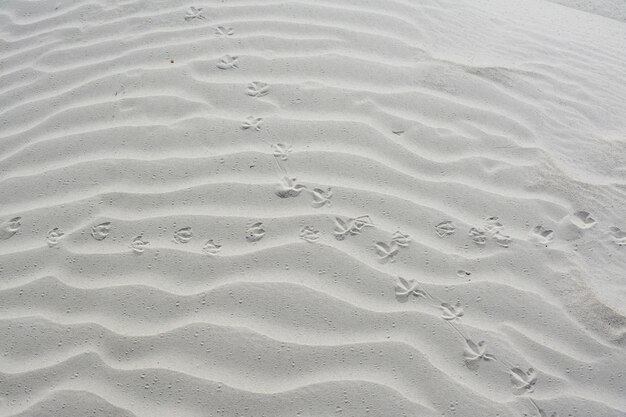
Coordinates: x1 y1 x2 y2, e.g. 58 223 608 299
1 0 625 416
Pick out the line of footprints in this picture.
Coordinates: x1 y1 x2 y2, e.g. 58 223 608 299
0 8 619 417
3 212 569 416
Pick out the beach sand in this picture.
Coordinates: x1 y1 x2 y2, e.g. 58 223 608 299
0 0 625 416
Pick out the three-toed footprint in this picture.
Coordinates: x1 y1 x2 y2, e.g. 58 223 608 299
440 301 464 321
0 217 22 240
271 143 292 161
299 226 320 243
241 116 263 131
203 239 222 255
275 176 306 198
463 338 495 363
435 220 455 238
530 225 554 246
333 216 373 240
609 226 626 246
130 235 149 253
217 55 239 70
310 187 332 208
46 228 64 247
184 7 206 21
215 26 234 36
173 227 193 244
246 222 266 243
510 367 537 394
91 222 111 241
246 81 270 97
394 277 426 302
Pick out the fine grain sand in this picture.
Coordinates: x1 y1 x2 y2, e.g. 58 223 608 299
1 0 625 416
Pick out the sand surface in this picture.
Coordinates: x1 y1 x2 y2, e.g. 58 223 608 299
1 0 625 416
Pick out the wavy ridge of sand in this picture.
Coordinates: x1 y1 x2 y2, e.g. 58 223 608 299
1 0 625 416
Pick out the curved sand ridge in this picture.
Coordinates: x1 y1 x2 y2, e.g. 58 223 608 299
1 0 625 416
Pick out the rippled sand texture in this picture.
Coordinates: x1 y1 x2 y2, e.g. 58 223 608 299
1 0 626 416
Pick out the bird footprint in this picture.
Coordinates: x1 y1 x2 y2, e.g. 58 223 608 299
463 339 495 363
468 227 487 245
493 231 511 248
184 6 206 21
130 235 149 253
271 143 292 161
311 187 332 208
246 222 266 242
441 301 464 321
173 227 193 244
217 54 239 70
570 210 596 229
299 226 320 243
395 277 426 302
276 176 306 198
46 228 64 247
530 399 556 417
470 217 511 247
0 217 22 240
609 226 626 246
531 225 554 246
483 216 504 234
215 26 234 36
91 222 111 241
435 220 455 237
203 239 222 255
247 81 270 97
241 116 263 131
391 231 411 247
375 241 400 264
333 216 373 240
510 367 537 394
